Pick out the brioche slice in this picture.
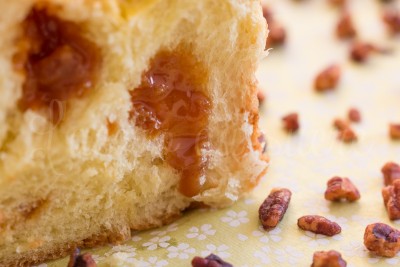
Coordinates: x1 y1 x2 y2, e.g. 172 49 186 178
0 0 268 266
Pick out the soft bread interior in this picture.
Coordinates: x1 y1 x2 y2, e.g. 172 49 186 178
0 0 267 265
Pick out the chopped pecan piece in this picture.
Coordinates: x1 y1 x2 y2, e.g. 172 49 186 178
325 176 360 202
192 254 233 267
266 24 286 48
382 162 400 186
382 180 400 220
311 250 347 267
314 64 341 92
333 118 349 131
336 12 356 39
390 124 400 139
383 9 400 34
282 113 299 133
282 113 300 133
259 188 292 230
350 42 375 62
364 223 400 257
262 5 286 49
348 108 361 122
298 215 341 236
67 248 97 267
337 127 357 143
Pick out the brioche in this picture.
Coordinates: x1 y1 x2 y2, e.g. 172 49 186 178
0 0 268 265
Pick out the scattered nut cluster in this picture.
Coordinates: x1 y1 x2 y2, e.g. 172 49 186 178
259 188 292 230
325 176 360 202
311 250 347 267
364 223 400 257
68 248 96 267
297 215 341 236
333 108 360 143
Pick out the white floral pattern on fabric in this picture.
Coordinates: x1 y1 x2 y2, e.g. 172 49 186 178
201 244 230 258
132 236 142 242
252 226 282 243
135 257 169 267
300 231 331 247
220 210 249 227
186 224 216 240
273 246 304 265
142 236 171 251
150 223 179 237
167 243 195 259
104 245 137 257
237 233 249 241
254 246 271 265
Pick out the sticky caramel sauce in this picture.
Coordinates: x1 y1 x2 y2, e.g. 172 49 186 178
17 7 100 123
130 50 211 197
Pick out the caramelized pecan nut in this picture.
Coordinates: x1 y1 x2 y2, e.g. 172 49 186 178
298 215 341 236
337 127 357 143
325 176 360 202
382 180 400 220
67 248 97 267
382 162 400 186
311 250 347 267
390 124 400 140
259 188 292 230
282 113 299 133
314 64 341 92
192 254 233 267
364 223 400 257
348 108 361 123
336 12 356 39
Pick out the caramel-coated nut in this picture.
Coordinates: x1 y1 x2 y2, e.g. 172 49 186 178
311 250 347 267
364 223 400 257
325 176 360 202
298 215 341 236
259 188 292 230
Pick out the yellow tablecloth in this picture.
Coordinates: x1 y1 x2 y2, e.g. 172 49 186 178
45 0 400 266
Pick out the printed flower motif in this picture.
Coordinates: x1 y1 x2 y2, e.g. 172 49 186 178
34 264 47 267
351 215 380 226
341 240 369 258
150 223 178 236
303 199 329 214
300 231 330 247
273 246 303 265
136 256 169 267
131 236 142 242
186 224 216 240
220 210 249 227
252 226 282 243
201 244 230 258
325 215 349 230
244 198 256 205
167 243 196 259
104 245 137 258
254 246 271 264
237 233 248 241
142 236 171 251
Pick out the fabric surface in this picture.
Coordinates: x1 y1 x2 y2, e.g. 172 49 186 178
44 0 400 266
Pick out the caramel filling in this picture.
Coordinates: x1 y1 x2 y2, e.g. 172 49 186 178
17 7 100 123
130 50 211 197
